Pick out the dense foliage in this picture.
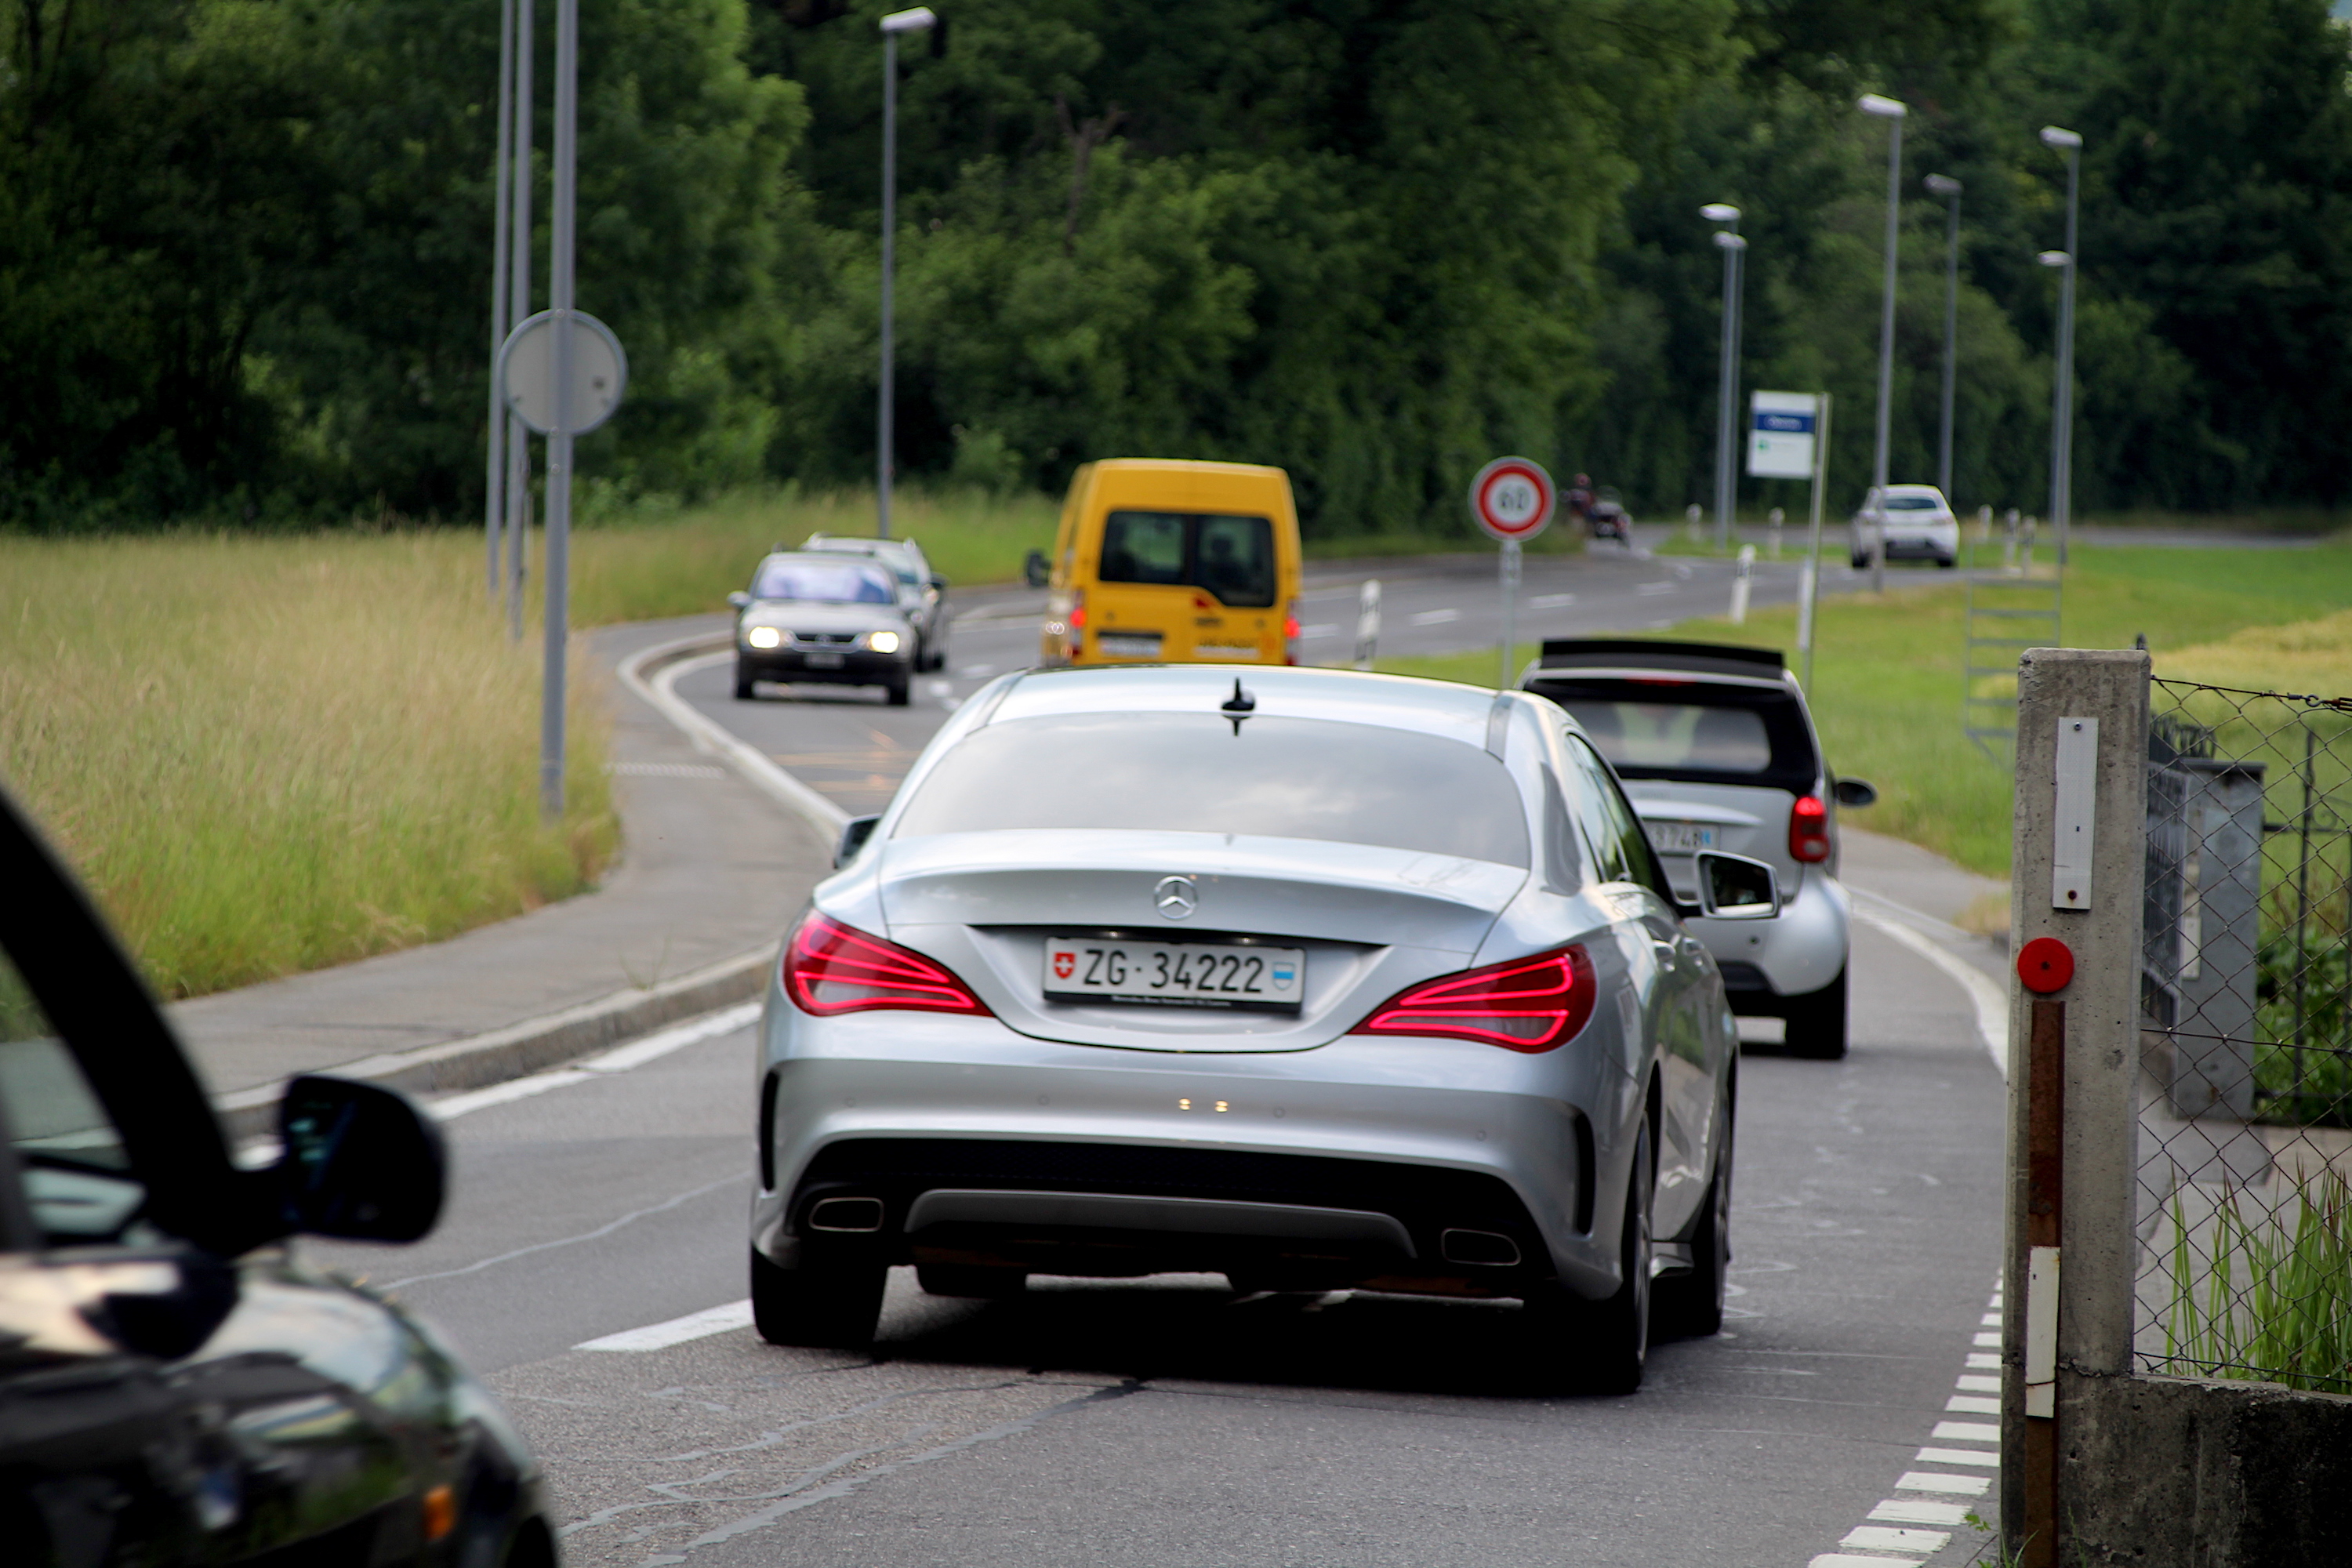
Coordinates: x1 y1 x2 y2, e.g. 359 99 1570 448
5 0 2349 532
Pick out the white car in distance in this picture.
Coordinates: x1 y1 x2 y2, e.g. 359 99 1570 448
1849 484 1959 569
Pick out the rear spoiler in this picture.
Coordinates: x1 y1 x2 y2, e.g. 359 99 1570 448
1535 639 1784 681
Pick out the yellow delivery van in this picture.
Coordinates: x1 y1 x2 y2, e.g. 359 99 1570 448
1030 459 1303 666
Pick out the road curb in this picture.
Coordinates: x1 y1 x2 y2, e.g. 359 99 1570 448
207 629 813 1140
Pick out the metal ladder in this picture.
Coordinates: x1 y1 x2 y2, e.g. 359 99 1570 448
1963 570 2063 760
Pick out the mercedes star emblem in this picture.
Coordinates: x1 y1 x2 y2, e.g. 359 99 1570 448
1152 875 1199 920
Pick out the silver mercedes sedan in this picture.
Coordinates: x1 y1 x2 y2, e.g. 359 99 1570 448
746 665 1782 1392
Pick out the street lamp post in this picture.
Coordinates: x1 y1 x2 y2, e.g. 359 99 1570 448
486 0 516 598
503 0 536 640
1702 203 1743 552
1858 93 1906 596
1925 173 1962 503
2040 126 2082 566
877 6 938 541
539 0 579 822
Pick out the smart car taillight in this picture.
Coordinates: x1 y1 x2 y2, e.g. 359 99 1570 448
1789 793 1832 862
1351 945 1598 1053
784 913 991 1017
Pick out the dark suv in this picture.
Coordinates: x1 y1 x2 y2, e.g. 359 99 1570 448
0 784 556 1565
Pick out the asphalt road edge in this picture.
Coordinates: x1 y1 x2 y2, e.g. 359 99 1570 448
206 631 827 1141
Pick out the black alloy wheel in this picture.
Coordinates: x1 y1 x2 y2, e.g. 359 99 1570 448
750 1247 887 1348
1523 1120 1653 1395
884 673 912 707
1782 967 1849 1060
733 662 757 702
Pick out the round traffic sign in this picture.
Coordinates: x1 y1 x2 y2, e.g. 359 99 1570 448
497 309 628 437
1468 456 1555 543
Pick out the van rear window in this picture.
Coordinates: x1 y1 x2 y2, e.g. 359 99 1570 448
1098 512 1276 608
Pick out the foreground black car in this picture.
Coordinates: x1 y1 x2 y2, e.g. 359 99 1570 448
0 784 557 1566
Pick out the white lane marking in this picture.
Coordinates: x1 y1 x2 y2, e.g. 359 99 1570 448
622 642 851 837
1973 1331 2001 1347
1916 1446 2000 1468
1897 1471 1991 1497
1933 1421 1998 1443
577 1298 753 1352
422 1002 761 1121
1852 906 2009 1076
1530 593 1577 608
1407 608 1461 626
1955 1374 2001 1392
1869 1498 1971 1526
1301 623 1339 639
1945 1394 2001 1414
613 762 729 779
1635 581 1677 596
1967 1352 1999 1368
1809 1558 1920 1568
1842 1525 1950 1554
1979 1312 2002 1327
379 1171 750 1290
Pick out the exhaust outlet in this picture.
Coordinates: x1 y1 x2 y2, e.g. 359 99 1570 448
1440 1229 1521 1267
807 1196 886 1233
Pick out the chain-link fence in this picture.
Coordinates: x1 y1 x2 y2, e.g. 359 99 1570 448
2136 677 2352 1392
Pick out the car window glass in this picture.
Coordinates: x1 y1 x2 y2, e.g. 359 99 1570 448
1538 768 1586 893
1564 735 1668 898
753 561 895 604
0 949 150 1247
1882 496 1938 510
895 713 1531 867
1098 512 1187 586
1561 700 1771 773
1098 512 1277 608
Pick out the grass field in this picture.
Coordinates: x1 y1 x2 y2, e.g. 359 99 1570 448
1 533 617 1000
1381 539 2352 878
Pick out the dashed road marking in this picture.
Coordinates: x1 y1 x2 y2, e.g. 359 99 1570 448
577 1298 753 1352
1530 593 1577 608
1407 608 1461 626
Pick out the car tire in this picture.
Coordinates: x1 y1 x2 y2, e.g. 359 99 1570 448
1782 967 1849 1060
916 1264 1026 1299
734 662 757 702
750 1247 886 1349
884 673 912 707
1652 1088 1733 1339
1525 1120 1652 1395
1936 555 1958 570
1849 552 1870 570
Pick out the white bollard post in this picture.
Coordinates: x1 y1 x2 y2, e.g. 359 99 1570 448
1729 543 1755 625
1684 503 1702 541
1352 579 1381 672
1767 506 1784 560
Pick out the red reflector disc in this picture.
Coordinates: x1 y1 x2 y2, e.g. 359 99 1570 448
2017 936 2074 995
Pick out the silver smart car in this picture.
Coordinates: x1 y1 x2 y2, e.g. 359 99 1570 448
746 665 1784 1392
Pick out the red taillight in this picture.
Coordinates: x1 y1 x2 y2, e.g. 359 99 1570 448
1068 590 1086 658
1789 794 1831 863
783 913 992 1018
1283 598 1302 666
1351 946 1598 1053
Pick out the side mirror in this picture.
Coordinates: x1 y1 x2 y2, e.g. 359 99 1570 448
728 591 751 611
276 1075 445 1243
929 572 949 591
1693 851 1780 920
1022 550 1049 590
1834 777 1878 808
835 814 882 868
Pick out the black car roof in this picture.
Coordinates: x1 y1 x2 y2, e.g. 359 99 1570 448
1537 639 1786 681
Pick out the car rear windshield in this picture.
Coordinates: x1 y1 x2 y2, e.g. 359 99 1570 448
892 713 1529 866
1528 677 1819 793
754 560 895 604
1882 496 1941 510
1098 512 1276 608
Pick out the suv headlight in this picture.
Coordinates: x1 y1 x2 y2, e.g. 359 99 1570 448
866 630 902 655
746 626 783 650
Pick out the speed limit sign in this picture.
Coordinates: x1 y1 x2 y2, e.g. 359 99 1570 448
1468 457 1555 543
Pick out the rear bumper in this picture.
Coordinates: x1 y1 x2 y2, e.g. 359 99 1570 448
1687 869 1849 1005
750 996 1640 1301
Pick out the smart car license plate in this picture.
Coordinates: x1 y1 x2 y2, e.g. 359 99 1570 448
1044 939 1305 1011
803 651 846 669
1646 821 1716 853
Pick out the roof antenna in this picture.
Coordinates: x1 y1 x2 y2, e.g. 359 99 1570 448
1220 677 1256 736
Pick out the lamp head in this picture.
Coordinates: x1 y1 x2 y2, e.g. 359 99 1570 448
1700 203 1740 224
1924 173 1962 197
1712 231 1748 251
1857 93 1907 119
2038 249 2071 269
880 6 937 33
2039 125 2082 151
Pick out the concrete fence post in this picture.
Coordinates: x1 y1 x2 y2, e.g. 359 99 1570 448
2002 647 2148 1565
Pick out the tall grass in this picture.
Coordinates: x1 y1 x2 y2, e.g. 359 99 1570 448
1380 539 2352 877
1 532 615 999
2162 1170 2352 1393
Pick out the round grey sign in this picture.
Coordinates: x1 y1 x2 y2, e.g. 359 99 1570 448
497 308 627 436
